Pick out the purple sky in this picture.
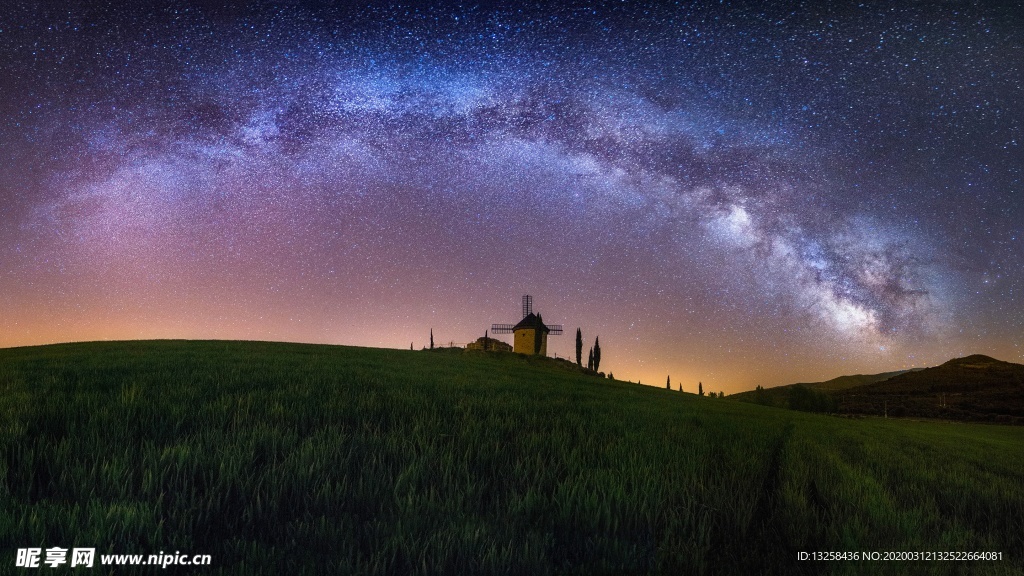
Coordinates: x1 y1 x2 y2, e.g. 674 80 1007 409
2 1 1021 391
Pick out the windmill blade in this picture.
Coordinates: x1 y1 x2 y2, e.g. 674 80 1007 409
491 324 516 333
547 325 563 335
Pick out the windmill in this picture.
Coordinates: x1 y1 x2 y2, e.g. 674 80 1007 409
491 295 563 356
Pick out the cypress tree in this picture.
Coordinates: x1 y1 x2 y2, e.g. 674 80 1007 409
593 337 602 373
666 375 671 390
430 329 434 350
698 381 704 396
575 328 583 366
534 313 544 354
587 348 594 371
483 329 489 351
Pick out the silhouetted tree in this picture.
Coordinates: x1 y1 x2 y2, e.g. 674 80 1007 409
698 381 704 396
666 375 671 390
484 329 489 351
575 328 583 366
678 383 681 392
608 373 614 379
787 385 837 413
430 329 434 350
752 385 770 406
535 313 544 354
593 337 602 372
587 348 594 371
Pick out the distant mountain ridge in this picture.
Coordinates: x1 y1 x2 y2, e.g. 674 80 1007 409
734 354 1024 424
836 354 1024 422
843 354 1022 395
792 369 921 391
729 368 919 409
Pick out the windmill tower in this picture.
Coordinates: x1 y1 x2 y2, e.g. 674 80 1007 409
491 295 563 356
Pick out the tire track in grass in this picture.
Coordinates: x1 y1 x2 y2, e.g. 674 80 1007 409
745 420 796 572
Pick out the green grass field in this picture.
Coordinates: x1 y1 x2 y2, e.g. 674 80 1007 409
1 340 1022 574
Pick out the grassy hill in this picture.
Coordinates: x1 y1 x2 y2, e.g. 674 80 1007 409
836 355 1024 422
2 341 1023 574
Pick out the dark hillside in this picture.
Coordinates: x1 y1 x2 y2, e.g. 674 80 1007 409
837 355 1024 422
730 369 917 412
804 369 918 391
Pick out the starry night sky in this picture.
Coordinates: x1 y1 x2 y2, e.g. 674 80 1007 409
1 1 1021 392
